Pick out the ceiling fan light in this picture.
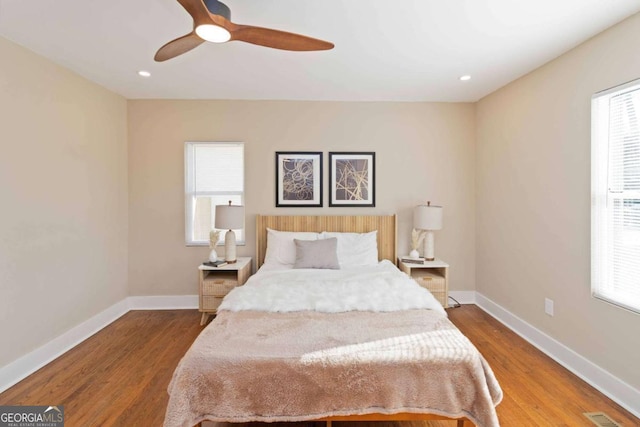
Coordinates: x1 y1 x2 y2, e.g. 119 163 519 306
196 24 231 43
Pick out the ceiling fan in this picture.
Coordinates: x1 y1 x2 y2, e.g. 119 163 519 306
155 0 334 61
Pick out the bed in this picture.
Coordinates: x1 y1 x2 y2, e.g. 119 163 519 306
165 215 502 427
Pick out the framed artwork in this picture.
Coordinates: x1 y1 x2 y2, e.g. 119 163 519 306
275 152 323 207
329 152 375 207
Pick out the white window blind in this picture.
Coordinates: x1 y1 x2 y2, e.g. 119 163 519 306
185 142 244 246
592 79 640 313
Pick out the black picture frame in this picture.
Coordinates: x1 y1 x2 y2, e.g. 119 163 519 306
275 152 323 207
329 152 376 207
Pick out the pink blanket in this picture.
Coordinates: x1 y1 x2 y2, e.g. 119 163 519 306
164 309 502 427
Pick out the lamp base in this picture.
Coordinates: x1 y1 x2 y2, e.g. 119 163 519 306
424 230 436 261
224 229 237 263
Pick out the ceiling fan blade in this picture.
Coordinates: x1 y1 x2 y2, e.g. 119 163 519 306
176 0 212 25
231 25 334 51
155 32 205 62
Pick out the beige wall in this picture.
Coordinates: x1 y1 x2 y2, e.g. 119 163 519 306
476 13 640 388
0 37 128 367
127 100 476 296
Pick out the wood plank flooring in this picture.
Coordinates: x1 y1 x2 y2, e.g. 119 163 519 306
0 305 637 426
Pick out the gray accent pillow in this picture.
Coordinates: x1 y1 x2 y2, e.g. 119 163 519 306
293 238 340 269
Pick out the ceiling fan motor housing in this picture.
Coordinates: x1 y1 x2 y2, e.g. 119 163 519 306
204 0 230 20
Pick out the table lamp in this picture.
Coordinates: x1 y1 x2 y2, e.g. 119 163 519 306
214 201 244 263
413 201 443 261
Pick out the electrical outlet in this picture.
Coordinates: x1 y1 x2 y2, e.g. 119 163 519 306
545 298 554 316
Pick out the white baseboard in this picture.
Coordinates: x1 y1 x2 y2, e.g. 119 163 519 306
476 292 640 419
0 299 130 393
128 295 198 310
0 295 199 394
448 290 476 305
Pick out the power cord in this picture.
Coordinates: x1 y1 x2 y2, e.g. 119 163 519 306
448 295 461 308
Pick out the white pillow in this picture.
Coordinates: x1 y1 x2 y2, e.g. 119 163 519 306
320 231 378 267
264 228 320 267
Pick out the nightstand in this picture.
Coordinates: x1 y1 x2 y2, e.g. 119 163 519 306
398 257 449 308
199 257 252 325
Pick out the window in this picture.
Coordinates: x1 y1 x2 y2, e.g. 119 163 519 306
185 142 244 246
592 79 640 313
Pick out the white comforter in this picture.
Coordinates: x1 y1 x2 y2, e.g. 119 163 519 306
219 260 446 315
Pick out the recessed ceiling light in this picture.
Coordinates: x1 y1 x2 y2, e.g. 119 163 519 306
138 70 151 77
459 75 471 81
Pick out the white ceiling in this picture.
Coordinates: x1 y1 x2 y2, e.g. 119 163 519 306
0 0 638 102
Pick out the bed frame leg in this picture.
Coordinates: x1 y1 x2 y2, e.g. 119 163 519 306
457 419 473 427
326 420 332 427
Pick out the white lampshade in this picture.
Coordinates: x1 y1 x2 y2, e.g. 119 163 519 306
215 203 245 230
414 202 443 230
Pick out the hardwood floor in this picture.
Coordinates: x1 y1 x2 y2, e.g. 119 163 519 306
0 306 637 426
0 310 203 426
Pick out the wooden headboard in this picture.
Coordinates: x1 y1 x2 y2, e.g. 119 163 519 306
256 215 397 268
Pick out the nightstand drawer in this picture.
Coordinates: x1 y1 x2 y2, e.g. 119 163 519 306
424 289 447 307
413 271 447 306
413 270 445 287
202 278 238 296
201 296 224 311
